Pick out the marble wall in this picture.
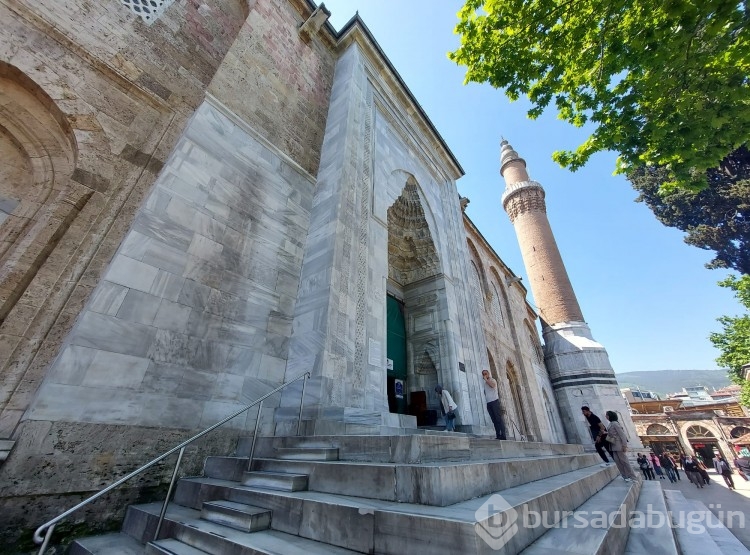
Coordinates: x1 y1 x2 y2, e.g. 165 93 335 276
27 99 314 432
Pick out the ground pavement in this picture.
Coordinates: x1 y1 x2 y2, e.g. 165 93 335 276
650 465 750 549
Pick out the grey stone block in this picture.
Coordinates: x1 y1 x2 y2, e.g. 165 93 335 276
200 500 271 532
105 255 159 293
241 471 308 491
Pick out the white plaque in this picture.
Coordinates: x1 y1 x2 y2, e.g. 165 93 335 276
368 339 382 366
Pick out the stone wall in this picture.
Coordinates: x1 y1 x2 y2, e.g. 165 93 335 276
208 0 336 176
463 218 565 443
0 0 336 550
0 0 247 440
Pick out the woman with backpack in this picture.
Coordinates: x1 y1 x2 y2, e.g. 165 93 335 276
637 453 655 480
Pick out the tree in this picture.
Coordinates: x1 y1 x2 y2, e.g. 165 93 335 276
709 275 750 406
628 146 750 274
449 0 750 190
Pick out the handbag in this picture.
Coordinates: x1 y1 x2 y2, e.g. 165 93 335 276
446 410 456 421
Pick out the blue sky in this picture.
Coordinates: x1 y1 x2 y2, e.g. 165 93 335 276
320 0 740 373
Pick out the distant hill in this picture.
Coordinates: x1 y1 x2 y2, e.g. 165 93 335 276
614 370 732 397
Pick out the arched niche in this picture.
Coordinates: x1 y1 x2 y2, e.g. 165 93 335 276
0 61 78 320
0 62 77 226
387 174 446 416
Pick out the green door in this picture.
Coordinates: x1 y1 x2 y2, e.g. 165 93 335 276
386 296 407 414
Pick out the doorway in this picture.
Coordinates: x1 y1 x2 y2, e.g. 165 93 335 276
386 295 407 414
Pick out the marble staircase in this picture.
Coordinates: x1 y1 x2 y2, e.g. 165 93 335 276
66 434 707 554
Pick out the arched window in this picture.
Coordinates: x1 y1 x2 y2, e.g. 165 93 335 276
524 320 543 363
730 426 750 439
469 260 484 310
490 283 504 326
542 389 558 439
506 361 530 437
646 424 671 435
686 425 715 439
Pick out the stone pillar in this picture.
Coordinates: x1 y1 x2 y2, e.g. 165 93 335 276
499 140 640 447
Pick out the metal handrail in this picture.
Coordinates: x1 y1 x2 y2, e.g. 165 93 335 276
507 417 527 441
34 371 310 553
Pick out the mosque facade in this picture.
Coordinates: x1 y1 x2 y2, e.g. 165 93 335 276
0 0 631 546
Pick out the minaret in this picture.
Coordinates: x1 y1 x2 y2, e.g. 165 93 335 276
500 140 640 446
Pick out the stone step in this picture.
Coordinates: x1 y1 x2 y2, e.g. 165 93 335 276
0 439 15 463
166 464 619 554
520 478 641 555
248 452 601 506
70 532 146 554
145 538 209 554
200 500 272 532
663 489 750 554
623 481 679 555
124 503 360 554
243 434 583 463
241 470 308 491
274 447 339 460
0 439 15 451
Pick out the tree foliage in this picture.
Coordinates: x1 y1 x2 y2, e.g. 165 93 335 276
709 275 750 406
628 146 750 274
449 0 750 190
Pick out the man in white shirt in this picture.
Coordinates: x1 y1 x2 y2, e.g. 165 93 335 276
481 370 507 439
435 384 458 431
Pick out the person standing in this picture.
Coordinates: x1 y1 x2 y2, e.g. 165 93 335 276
481 370 507 440
637 453 655 480
581 406 613 466
435 385 458 432
604 411 638 482
714 456 735 490
684 456 704 488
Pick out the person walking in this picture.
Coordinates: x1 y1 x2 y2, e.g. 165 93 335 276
604 411 638 482
650 452 665 480
667 453 681 481
714 456 735 490
659 453 677 483
581 406 613 466
435 385 458 432
735 456 750 481
684 456 704 488
637 453 655 480
481 370 507 440
696 458 711 485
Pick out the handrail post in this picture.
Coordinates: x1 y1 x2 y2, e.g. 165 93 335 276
297 373 308 436
154 446 185 541
247 401 263 471
37 523 55 555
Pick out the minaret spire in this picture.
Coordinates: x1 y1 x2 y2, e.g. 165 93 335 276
499 139 583 326
500 138 640 447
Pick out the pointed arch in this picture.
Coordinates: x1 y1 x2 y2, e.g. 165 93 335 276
524 319 544 363
506 360 531 437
